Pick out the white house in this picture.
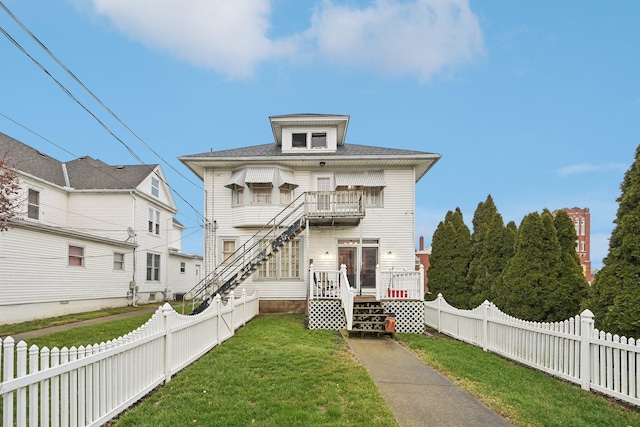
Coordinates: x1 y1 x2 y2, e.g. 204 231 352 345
179 114 440 332
0 132 202 324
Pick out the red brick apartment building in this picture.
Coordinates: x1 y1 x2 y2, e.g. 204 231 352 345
554 207 593 283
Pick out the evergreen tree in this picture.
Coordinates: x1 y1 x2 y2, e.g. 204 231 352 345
495 212 560 321
467 195 498 305
587 145 640 338
468 213 516 308
426 208 472 308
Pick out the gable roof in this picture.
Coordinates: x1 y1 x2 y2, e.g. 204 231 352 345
0 132 157 190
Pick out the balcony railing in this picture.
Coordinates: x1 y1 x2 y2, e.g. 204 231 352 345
304 191 365 224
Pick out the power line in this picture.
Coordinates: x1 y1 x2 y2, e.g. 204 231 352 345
0 5 206 225
0 1 203 191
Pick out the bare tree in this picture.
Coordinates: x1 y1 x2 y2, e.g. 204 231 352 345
0 153 21 232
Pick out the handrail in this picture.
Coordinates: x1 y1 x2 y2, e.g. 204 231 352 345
185 192 308 305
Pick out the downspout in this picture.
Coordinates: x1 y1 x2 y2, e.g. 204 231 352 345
130 191 138 306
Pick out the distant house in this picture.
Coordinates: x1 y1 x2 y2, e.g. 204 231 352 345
179 113 440 327
0 132 202 324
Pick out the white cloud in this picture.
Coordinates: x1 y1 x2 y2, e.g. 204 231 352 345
86 0 296 79
306 0 484 81
553 163 627 177
81 0 484 81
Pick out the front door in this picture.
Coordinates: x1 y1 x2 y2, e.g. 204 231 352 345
361 247 378 289
338 246 357 287
338 245 378 291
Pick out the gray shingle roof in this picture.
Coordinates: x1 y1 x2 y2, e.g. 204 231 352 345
0 132 156 190
182 142 436 159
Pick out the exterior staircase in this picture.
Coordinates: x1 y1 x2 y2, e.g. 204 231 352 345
349 299 395 338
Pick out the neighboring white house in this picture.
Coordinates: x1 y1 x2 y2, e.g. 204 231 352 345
179 114 440 314
0 132 202 324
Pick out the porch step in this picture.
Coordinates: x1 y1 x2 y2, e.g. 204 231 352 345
350 300 394 338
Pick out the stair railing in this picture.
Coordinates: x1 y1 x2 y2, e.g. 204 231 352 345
338 264 355 330
185 192 308 309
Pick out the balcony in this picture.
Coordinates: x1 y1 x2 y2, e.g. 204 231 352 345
304 191 365 226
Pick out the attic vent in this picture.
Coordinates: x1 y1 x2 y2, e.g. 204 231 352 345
116 165 125 170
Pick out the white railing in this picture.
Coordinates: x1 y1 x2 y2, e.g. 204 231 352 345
309 265 342 299
376 265 424 300
338 265 355 330
1 289 259 427
304 191 365 218
424 293 640 407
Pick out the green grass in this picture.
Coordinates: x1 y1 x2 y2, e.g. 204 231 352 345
109 314 397 427
397 331 640 427
6 311 640 427
0 303 167 337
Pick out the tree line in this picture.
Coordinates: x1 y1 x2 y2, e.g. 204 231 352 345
427 145 640 339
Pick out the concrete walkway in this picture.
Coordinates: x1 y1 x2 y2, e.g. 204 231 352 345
348 336 514 427
1 308 158 343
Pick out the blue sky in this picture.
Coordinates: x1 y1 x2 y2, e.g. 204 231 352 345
1 1 638 268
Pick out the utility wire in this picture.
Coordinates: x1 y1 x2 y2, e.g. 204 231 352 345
0 1 203 191
0 17 205 225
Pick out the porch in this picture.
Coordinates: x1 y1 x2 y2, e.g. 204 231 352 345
307 264 426 334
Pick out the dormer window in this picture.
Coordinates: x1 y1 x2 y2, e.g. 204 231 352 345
281 128 337 153
292 133 307 148
311 133 327 148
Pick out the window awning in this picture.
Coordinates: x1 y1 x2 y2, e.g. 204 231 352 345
244 168 276 184
224 169 246 189
277 169 299 189
225 168 299 189
335 170 386 188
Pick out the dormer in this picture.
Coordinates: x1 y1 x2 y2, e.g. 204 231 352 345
270 114 349 154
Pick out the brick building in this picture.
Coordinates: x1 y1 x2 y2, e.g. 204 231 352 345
554 207 593 283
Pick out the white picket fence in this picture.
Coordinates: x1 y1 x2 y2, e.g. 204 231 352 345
1 289 259 427
424 293 640 407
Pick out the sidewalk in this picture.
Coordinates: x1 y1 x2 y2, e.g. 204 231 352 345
348 336 514 427
1 308 158 343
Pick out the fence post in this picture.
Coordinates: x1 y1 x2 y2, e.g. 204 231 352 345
375 264 381 301
309 264 315 300
482 300 490 352
242 288 247 326
580 309 594 391
162 303 174 384
229 291 236 334
437 293 443 333
419 264 425 300
3 337 15 425
215 295 222 342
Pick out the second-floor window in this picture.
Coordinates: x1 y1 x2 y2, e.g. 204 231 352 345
28 189 39 220
180 262 186 273
151 177 159 197
146 253 160 281
114 252 124 270
251 183 272 204
148 208 160 235
69 245 84 266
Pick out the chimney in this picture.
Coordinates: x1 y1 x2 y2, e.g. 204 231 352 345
419 236 424 251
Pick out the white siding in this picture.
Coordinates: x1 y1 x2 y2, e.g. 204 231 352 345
202 166 418 301
167 254 203 296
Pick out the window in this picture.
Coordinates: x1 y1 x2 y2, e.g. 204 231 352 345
258 239 300 279
251 183 272 204
69 245 84 266
311 133 327 148
234 187 244 205
180 262 186 273
114 252 124 270
222 240 236 262
28 189 39 220
364 187 383 207
317 177 331 211
148 208 160 235
151 177 159 197
292 133 307 148
280 184 293 205
146 253 160 281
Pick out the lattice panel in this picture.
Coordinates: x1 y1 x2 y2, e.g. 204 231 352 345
382 301 425 334
308 300 346 330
